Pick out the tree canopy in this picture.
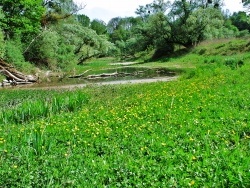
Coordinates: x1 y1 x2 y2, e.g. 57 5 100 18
0 0 44 38
0 0 248 70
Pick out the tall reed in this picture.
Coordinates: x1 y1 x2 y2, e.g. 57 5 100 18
0 90 89 124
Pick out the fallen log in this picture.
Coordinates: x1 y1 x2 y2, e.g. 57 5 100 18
0 59 38 87
84 72 133 79
68 69 91 78
68 70 131 79
1 80 34 87
0 69 27 82
86 72 118 79
68 70 152 80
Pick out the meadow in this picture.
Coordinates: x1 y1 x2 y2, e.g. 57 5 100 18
0 39 250 187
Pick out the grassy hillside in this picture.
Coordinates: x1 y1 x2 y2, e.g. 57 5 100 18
132 38 250 71
0 38 250 187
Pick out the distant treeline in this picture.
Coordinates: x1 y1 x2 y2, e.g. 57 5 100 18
0 0 249 71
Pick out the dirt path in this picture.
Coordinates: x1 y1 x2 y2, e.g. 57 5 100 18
13 76 178 90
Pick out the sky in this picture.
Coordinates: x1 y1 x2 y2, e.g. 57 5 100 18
74 0 245 23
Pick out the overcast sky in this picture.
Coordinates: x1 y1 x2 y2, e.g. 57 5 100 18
74 0 245 23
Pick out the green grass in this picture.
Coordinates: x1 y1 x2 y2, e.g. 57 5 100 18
194 38 250 56
132 38 250 71
0 38 250 187
64 57 120 75
0 89 89 124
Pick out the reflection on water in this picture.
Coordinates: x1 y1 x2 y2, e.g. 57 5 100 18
89 67 176 77
2 67 180 89
62 67 177 84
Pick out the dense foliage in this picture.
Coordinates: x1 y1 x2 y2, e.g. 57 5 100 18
0 0 249 69
0 0 116 70
0 0 44 38
0 0 249 187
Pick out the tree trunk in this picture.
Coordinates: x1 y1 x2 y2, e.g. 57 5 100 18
0 59 38 87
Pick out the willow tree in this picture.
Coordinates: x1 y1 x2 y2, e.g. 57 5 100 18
242 0 250 10
133 0 227 59
41 0 85 28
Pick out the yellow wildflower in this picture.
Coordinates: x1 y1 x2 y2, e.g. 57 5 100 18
189 180 195 186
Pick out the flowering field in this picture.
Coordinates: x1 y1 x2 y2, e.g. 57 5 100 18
0 64 250 187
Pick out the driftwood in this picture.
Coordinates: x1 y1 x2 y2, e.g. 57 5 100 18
68 69 148 80
70 71 145 80
0 59 38 87
68 69 91 78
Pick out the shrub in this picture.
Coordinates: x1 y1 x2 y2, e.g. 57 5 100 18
152 43 174 59
236 30 249 38
224 58 244 69
4 36 27 70
198 48 206 55
0 29 5 58
204 56 222 64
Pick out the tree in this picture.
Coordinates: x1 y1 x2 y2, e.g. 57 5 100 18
168 5 225 47
41 0 85 28
107 17 123 34
0 0 44 38
136 12 174 58
25 17 116 68
242 0 250 11
76 14 90 27
129 0 231 58
230 11 250 31
0 2 44 69
0 10 5 59
107 17 142 43
0 30 5 59
90 19 107 35
135 0 170 21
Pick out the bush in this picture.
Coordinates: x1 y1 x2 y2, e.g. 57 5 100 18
204 56 222 64
224 58 244 69
5 36 26 69
237 30 249 38
198 48 206 55
0 29 5 58
152 44 174 59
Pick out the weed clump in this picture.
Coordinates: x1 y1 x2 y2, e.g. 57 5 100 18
224 58 244 69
